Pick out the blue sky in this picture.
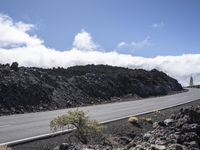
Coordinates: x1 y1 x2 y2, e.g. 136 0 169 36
0 0 200 57
0 0 200 85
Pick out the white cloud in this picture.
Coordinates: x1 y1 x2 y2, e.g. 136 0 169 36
131 36 151 49
152 22 165 28
117 42 127 48
117 36 151 49
73 29 98 51
0 14 200 86
15 21 34 32
0 14 43 48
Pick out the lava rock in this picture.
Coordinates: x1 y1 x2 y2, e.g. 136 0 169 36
59 143 69 150
0 64 183 115
164 119 174 126
127 107 200 149
143 132 152 141
10 62 19 71
168 144 184 150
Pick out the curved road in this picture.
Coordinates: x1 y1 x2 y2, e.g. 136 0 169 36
0 88 200 144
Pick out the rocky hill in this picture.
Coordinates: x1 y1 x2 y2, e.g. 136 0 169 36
0 63 183 115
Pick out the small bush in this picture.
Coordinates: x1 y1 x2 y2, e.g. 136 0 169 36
128 116 138 125
143 118 153 124
50 109 104 144
154 110 164 116
0 145 11 150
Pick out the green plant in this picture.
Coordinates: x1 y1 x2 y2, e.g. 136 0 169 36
50 109 104 144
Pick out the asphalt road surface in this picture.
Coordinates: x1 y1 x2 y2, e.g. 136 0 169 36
0 88 200 144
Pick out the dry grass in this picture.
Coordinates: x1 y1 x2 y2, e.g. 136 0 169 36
0 145 11 150
154 110 164 116
128 116 138 125
142 117 153 124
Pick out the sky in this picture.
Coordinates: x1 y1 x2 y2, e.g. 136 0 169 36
0 0 200 85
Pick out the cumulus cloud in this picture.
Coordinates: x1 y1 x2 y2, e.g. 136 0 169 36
0 14 199 86
0 14 43 48
73 29 99 51
152 22 165 28
117 36 151 49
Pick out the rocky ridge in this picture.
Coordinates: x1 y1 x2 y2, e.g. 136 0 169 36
0 63 182 115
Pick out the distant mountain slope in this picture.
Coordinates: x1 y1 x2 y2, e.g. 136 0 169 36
0 63 182 115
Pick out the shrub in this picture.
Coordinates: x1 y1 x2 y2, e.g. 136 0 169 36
50 109 104 144
0 145 11 150
143 118 153 124
154 110 164 116
128 116 138 125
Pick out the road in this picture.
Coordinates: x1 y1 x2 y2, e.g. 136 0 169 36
0 88 200 144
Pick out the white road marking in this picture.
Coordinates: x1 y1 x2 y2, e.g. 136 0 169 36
0 124 11 128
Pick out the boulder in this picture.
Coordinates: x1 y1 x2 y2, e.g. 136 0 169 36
164 119 174 126
143 132 152 141
168 144 184 150
59 143 69 150
151 144 166 150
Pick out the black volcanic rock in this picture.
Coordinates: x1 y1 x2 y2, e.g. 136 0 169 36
0 64 183 115
124 106 200 150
